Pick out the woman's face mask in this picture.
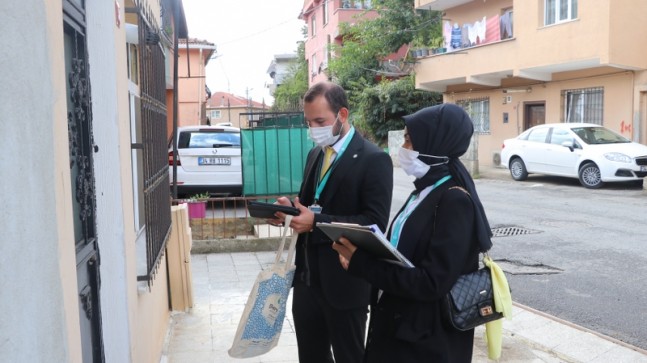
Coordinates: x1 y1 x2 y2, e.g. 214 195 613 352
308 115 341 147
398 147 449 178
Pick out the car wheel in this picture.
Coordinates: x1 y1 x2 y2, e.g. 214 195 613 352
509 157 528 181
578 162 603 189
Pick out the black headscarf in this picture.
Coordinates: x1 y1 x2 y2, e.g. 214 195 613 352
403 103 493 252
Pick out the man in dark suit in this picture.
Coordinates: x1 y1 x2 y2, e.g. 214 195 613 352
273 81 393 363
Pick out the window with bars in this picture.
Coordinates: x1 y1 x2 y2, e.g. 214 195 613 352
562 87 603 124
544 0 578 26
456 98 490 134
132 13 172 286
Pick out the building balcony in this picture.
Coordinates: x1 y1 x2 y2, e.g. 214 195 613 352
413 0 647 93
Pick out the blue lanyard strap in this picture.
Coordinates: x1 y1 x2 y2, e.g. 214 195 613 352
390 175 452 248
314 127 355 202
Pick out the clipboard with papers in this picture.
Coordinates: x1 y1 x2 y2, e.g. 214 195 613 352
316 222 414 268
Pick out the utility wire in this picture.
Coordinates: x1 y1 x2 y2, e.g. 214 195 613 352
218 18 301 46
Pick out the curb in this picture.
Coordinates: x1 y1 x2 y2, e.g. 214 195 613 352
511 302 647 357
192 237 284 254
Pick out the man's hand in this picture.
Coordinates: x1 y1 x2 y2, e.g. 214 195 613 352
275 197 314 234
331 236 357 271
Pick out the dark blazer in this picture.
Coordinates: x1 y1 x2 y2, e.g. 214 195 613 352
294 131 393 310
348 180 480 362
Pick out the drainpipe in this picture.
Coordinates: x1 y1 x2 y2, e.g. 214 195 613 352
171 3 180 199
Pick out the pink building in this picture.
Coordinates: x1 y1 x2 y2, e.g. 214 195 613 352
173 38 216 133
299 0 379 85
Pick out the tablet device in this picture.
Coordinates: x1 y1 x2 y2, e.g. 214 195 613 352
247 201 300 219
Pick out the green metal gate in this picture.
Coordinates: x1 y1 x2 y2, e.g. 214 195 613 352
241 122 314 196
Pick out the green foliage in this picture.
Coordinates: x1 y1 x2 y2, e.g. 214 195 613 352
188 192 210 201
269 2 445 144
325 0 443 145
355 75 441 146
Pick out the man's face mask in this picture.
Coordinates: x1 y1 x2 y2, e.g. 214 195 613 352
308 115 341 147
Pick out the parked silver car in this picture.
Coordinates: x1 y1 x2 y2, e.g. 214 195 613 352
168 125 242 197
500 123 647 188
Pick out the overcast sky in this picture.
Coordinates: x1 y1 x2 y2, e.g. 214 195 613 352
181 0 305 105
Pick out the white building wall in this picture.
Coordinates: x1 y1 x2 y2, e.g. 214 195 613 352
0 1 82 362
86 1 137 362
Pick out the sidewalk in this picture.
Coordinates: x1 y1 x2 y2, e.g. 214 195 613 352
161 251 647 363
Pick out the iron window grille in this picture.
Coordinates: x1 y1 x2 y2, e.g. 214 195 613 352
562 87 604 125
134 11 172 286
457 97 490 134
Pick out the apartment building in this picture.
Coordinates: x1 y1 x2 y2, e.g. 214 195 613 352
176 38 217 130
414 0 647 167
300 0 379 85
267 53 300 96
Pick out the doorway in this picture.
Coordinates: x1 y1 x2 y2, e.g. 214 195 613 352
63 1 104 361
524 102 546 130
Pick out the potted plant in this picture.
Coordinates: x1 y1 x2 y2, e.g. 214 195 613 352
186 192 210 219
431 36 447 54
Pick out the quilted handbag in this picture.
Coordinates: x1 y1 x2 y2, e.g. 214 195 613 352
444 265 503 331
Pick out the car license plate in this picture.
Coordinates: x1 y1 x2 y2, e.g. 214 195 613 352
641 165 647 172
198 157 231 165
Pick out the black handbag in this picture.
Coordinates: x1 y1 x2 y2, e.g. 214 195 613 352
443 265 504 331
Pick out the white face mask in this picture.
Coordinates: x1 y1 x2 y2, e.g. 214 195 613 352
308 116 341 147
398 147 449 178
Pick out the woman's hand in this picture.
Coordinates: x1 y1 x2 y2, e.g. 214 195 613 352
332 236 358 271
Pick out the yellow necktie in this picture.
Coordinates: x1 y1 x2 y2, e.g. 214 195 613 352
320 146 335 180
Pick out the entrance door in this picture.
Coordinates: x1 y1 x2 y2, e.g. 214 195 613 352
524 102 546 130
63 1 104 361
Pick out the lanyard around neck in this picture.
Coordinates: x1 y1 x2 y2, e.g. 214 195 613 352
314 127 355 202
390 175 452 247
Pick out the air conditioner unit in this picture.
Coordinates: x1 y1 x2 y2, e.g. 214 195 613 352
492 151 501 166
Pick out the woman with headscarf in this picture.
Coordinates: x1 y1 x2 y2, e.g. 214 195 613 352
333 103 493 362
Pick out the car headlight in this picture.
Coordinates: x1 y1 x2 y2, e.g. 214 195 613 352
604 152 632 163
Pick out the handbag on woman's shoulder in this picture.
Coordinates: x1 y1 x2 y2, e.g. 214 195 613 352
443 257 504 331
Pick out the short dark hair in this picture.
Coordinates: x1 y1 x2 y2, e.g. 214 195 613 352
303 81 349 114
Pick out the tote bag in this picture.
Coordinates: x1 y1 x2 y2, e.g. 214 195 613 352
228 216 298 358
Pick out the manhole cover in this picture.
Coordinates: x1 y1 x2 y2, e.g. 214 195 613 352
495 259 563 275
491 226 542 237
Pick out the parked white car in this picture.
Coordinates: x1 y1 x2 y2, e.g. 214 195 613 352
500 123 647 188
168 125 242 197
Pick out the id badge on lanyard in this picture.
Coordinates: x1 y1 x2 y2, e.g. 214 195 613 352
308 204 322 214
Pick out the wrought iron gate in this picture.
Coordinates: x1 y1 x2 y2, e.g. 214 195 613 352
63 0 104 361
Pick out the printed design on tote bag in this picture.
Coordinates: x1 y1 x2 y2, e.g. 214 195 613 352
241 270 295 341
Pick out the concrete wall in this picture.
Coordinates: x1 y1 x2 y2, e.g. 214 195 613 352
86 0 137 361
0 1 173 361
0 0 81 361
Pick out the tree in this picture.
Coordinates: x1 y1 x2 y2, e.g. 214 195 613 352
354 75 441 145
326 0 444 145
